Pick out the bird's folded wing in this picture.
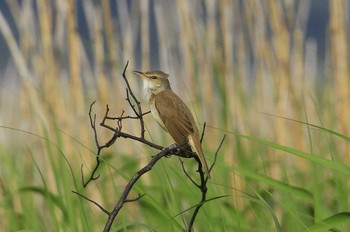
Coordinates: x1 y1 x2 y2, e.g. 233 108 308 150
154 91 194 144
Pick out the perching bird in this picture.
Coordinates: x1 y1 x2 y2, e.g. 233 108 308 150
132 70 210 178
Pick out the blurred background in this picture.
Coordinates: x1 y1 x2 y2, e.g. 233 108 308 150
0 0 350 231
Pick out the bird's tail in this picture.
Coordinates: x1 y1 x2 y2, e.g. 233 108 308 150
189 135 211 179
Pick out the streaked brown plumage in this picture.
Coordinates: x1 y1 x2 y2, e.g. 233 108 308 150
132 70 210 178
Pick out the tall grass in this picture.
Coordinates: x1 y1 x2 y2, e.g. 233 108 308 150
0 0 350 231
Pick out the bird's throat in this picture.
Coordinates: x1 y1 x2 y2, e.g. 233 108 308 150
143 81 170 103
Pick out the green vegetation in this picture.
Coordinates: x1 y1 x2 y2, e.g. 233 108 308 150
1 1 350 231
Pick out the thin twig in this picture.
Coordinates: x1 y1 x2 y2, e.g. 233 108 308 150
179 159 200 188
209 135 226 173
121 60 147 139
89 101 99 147
125 193 146 203
106 111 151 120
72 191 110 215
82 101 102 187
100 121 163 150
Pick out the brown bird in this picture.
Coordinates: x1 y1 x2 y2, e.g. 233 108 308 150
132 70 210 178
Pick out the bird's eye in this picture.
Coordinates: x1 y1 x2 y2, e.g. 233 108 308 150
150 75 157 79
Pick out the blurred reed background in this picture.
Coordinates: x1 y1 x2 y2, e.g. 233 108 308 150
0 0 350 231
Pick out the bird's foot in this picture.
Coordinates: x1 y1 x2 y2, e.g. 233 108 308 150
162 143 178 157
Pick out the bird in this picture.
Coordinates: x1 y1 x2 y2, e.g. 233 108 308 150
132 70 210 178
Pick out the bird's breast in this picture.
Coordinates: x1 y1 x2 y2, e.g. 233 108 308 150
149 97 167 131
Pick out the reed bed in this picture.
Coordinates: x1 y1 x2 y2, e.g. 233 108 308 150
0 0 349 231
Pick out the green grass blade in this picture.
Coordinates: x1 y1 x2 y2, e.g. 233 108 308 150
261 114 350 142
239 134 350 175
303 212 350 232
231 166 313 199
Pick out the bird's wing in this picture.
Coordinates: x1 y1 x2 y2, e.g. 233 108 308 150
154 90 195 145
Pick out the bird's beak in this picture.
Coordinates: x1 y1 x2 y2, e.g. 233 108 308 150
132 71 148 80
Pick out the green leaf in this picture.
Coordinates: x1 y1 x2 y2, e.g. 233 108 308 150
303 212 350 232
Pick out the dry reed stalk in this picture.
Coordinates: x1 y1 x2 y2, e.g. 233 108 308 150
329 0 350 159
117 0 134 66
140 0 150 70
176 0 196 92
219 0 234 78
80 2 107 108
289 26 314 172
263 1 292 181
221 0 248 208
179 4 193 89
266 1 291 147
102 0 121 100
201 0 217 147
66 0 84 115
220 0 236 142
102 0 117 66
18 1 33 60
290 27 307 153
247 1 274 138
303 39 320 136
154 2 168 69
197 2 214 139
64 0 92 163
37 0 63 117
116 0 140 117
93 6 109 106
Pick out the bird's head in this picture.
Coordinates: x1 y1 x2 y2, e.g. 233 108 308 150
132 70 171 94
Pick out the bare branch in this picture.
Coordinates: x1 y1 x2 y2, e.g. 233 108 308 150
125 88 139 116
179 158 200 188
188 135 226 232
72 191 110 215
209 135 226 173
103 146 179 231
82 101 103 187
99 121 164 150
89 101 99 147
106 111 151 120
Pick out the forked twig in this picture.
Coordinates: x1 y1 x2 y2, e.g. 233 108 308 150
188 135 226 231
121 61 147 138
72 191 109 215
